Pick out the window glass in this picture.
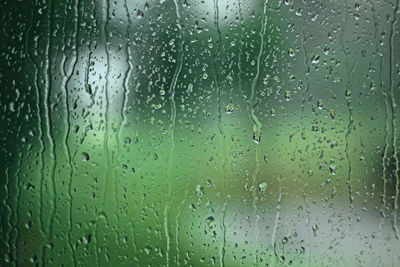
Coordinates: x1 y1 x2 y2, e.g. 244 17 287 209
1 0 400 265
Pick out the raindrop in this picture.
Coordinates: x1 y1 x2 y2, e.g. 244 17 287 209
82 152 89 161
196 185 205 197
206 216 214 224
317 99 323 110
258 182 268 193
253 131 261 144
329 165 336 175
311 54 320 64
285 90 291 101
85 84 92 95
288 48 295 57
124 137 131 145
225 103 234 114
312 224 319 234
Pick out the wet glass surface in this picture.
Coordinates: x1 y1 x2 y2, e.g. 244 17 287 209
1 0 400 266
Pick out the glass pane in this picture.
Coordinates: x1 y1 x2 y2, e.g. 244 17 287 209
1 0 400 265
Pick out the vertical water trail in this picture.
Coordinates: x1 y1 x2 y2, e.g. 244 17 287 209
101 0 121 248
389 0 400 239
271 188 282 266
300 18 310 122
4 167 11 262
175 184 188 266
340 0 356 209
27 19 46 237
369 1 391 227
112 0 134 250
105 4 123 244
129 222 138 264
16 22 37 262
212 0 228 265
248 1 268 265
302 180 311 266
247 0 267 141
367 0 391 222
251 145 261 266
83 46 94 122
344 67 356 204
237 0 243 95
120 0 132 142
164 0 184 265
46 0 57 241
95 224 100 266
340 4 359 260
14 152 22 263
102 0 112 214
26 9 49 263
64 0 80 265
300 12 311 267
13 9 31 265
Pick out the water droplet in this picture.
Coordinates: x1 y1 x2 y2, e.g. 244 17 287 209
285 90 291 101
329 109 335 120
144 246 151 254
9 102 15 112
311 54 320 64
82 152 89 161
317 99 324 109
258 182 268 193
288 48 295 57
329 165 336 175
253 131 261 144
196 185 205 197
206 216 214 223
225 103 234 114
263 154 269 165
85 84 92 95
312 224 319 233
186 83 193 94
137 10 144 18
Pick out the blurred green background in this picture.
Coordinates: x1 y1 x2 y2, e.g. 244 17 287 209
1 0 400 266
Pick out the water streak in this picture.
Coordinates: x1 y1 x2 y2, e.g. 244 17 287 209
63 0 81 265
271 189 283 266
368 0 391 222
46 0 57 241
247 0 267 141
164 0 185 265
340 0 357 209
212 0 228 265
102 0 112 211
249 1 268 264
389 0 400 239
27 21 46 237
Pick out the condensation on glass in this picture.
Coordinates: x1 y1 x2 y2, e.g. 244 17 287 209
1 0 400 266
